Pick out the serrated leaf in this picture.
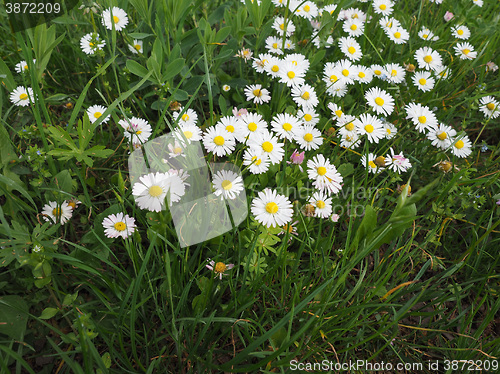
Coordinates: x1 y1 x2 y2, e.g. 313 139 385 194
48 126 77 151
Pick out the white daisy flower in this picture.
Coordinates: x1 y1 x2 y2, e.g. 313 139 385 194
295 1 318 19
361 153 383 174
371 64 386 79
383 122 397 139
384 63 406 84
212 170 244 200
86 105 110 124
166 140 186 158
173 108 198 127
355 114 386 143
119 117 152 144
415 47 442 71
308 191 333 218
278 61 306 87
273 16 295 36
14 59 35 73
343 18 364 37
102 7 128 31
10 86 34 107
355 65 374 84
427 124 457 150
270 113 302 140
307 154 343 195
222 84 231 92
365 87 394 116
339 36 363 61
102 213 136 239
413 70 435 92
294 123 323 151
235 112 268 142
472 0 483 7
418 27 439 41
243 149 270 174
173 123 203 144
291 84 318 109
132 172 185 212
379 16 400 31
373 0 394 16
454 42 477 60
265 36 284 55
450 135 472 158
284 53 310 72
244 84 271 104
251 189 293 228
80 33 106 55
479 96 500 119
434 65 452 80
203 126 236 157
248 130 284 165
215 116 243 140
296 108 320 126
328 102 344 122
385 149 412 173
405 103 438 133
128 39 143 54
339 128 361 148
336 59 358 85
264 56 283 78
42 201 73 225
386 26 409 44
252 53 273 73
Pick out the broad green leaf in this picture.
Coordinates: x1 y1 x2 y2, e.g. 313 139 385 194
39 307 58 320
126 59 149 78
0 296 29 339
163 58 185 81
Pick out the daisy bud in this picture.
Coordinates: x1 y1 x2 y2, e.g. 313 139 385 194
444 11 454 22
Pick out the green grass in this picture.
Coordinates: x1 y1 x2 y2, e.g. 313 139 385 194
0 0 499 373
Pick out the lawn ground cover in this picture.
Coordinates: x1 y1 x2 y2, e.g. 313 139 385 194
0 0 499 373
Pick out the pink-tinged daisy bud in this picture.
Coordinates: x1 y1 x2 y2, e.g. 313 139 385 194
289 149 305 165
232 107 248 118
444 11 454 22
496 199 500 206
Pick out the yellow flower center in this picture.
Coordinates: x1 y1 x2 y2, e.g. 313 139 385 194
272 65 279 72
251 156 262 165
316 200 326 209
136 130 142 135
455 140 464 149
368 161 377 168
134 44 141 51
418 116 427 124
248 122 257 131
350 24 357 31
113 16 119 24
221 180 232 190
486 103 496 110
262 141 273 153
394 32 401 39
304 5 310 12
94 112 102 118
457 29 464 35
183 130 193 139
301 92 310 100
291 60 298 66
20 93 28 100
265 202 279 214
330 74 338 82
304 114 312 122
89 42 95 47
280 24 285 30
375 97 384 106
317 166 327 176
24 65 29 70
380 4 387 10
391 69 397 76
386 22 392 28
253 89 262 97
437 132 447 140
463 49 470 55
214 262 227 273
375 156 386 166
149 185 163 197
423 34 428 39
282 123 292 131
359 71 366 78
287 71 295 79
345 122 355 131
181 114 189 121
52 208 61 216
386 128 391 134
335 110 343 117
173 147 183 154
342 69 349 76
374 70 382 76
304 133 313 142
114 222 126 231
272 43 278 49
423 55 433 63
67 202 77 209
347 46 356 55
364 124 374 133
214 135 225 146
419 78 427 85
